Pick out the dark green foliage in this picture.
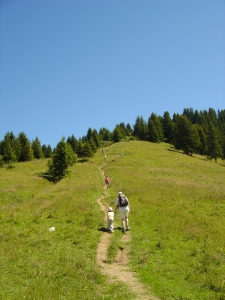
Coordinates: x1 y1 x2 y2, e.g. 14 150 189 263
3 140 16 164
99 127 111 141
149 113 164 142
32 137 43 159
162 111 174 143
83 141 93 157
67 134 79 153
86 127 93 141
76 139 84 158
42 144 52 158
148 120 159 142
126 123 133 136
18 132 33 162
117 122 127 139
89 138 97 153
196 125 207 155
1 132 17 164
206 123 223 162
45 137 76 182
1 107 225 163
173 115 199 155
112 126 122 142
92 129 100 147
133 116 149 141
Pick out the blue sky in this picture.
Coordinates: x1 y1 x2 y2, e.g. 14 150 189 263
0 0 225 148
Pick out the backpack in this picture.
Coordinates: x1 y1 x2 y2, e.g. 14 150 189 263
119 194 128 207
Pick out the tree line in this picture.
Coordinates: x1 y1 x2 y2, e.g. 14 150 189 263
0 107 225 168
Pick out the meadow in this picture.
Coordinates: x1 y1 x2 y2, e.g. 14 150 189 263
1 141 225 300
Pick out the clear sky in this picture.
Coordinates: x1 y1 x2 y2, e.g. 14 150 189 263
0 0 225 148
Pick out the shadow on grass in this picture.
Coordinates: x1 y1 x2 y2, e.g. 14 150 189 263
77 158 89 163
98 226 123 233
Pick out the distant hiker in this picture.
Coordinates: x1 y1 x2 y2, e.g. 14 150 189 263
115 192 131 233
102 149 104 155
107 207 114 233
104 155 107 160
105 176 110 189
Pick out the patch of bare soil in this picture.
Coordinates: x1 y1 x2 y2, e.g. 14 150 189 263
96 166 160 300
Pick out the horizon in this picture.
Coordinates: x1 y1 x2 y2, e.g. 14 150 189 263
1 0 224 148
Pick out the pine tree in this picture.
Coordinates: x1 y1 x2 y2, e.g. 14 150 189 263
148 113 164 142
92 129 100 148
99 127 111 141
46 137 76 182
162 111 174 143
206 123 223 162
67 135 78 153
148 120 159 142
3 140 16 165
32 137 43 159
112 126 122 143
77 139 84 158
133 116 149 141
18 132 33 162
89 138 97 153
173 115 198 155
83 141 93 157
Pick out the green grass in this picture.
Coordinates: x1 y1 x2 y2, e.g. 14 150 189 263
1 141 225 299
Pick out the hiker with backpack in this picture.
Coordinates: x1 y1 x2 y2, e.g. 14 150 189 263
115 192 131 233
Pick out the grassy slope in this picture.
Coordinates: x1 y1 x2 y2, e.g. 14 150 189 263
1 141 225 300
101 141 225 300
0 157 133 300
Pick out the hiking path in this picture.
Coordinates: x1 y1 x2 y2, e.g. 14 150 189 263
96 165 160 300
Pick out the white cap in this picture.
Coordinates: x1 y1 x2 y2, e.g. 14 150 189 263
118 191 122 195
108 207 113 211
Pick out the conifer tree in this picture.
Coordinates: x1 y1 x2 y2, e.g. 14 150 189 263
148 113 164 142
148 120 159 142
18 132 33 162
89 138 97 153
162 111 174 143
77 139 84 158
206 123 223 162
3 140 16 164
92 129 100 148
99 127 111 141
46 137 76 182
133 116 149 141
126 123 133 136
32 137 43 159
112 126 122 142
67 135 78 153
173 115 198 155
83 141 93 157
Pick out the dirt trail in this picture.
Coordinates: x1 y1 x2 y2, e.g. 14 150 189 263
96 166 160 300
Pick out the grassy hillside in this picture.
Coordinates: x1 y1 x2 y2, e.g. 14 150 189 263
1 141 225 300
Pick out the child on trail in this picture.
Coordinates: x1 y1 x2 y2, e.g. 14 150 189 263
115 192 131 233
107 207 114 233
105 176 110 190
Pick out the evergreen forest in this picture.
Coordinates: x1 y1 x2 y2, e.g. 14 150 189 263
1 107 225 167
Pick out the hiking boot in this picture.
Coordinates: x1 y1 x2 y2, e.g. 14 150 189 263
126 227 131 231
122 228 125 233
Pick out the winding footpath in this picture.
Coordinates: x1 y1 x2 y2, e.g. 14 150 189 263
96 165 160 300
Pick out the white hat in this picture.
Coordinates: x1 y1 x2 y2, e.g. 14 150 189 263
118 191 122 195
108 207 113 211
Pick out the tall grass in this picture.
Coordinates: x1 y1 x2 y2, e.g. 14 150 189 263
0 158 133 300
1 141 225 299
102 141 225 300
